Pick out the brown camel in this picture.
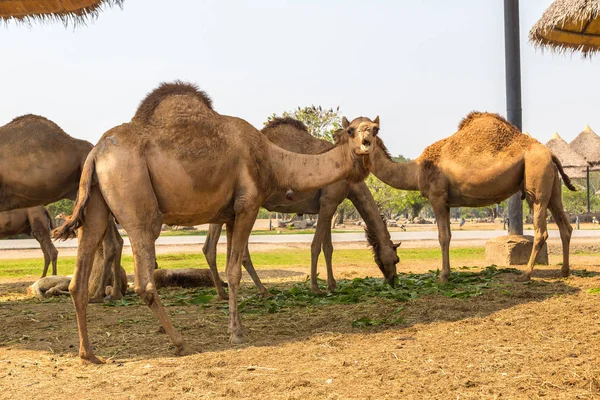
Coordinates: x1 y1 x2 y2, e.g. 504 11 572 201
53 81 376 363
203 117 399 298
0 206 58 277
153 268 218 289
368 111 575 283
0 114 124 300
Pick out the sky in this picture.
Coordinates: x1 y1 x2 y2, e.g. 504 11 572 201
1 0 598 159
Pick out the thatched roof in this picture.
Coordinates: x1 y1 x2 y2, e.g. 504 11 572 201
0 0 123 25
546 132 589 178
570 125 600 167
529 0 600 56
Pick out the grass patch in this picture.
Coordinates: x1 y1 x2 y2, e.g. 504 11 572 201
0 247 484 279
103 266 521 329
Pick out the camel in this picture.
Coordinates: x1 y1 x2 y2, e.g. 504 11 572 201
27 275 71 300
368 111 575 283
0 114 124 300
203 117 399 298
0 206 58 277
53 80 376 363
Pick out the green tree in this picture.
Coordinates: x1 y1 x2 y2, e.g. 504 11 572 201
266 105 342 142
561 183 600 214
46 199 74 220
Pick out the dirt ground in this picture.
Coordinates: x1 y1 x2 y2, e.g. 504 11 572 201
1 239 600 399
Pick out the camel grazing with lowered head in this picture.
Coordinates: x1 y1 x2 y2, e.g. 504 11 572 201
53 80 376 363
368 111 575 283
203 117 399 298
0 206 58 277
0 114 125 300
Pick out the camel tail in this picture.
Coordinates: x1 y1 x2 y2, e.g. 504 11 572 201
52 147 99 241
42 207 55 231
552 154 577 192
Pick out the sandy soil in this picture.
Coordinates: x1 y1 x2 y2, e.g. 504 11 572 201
1 240 600 399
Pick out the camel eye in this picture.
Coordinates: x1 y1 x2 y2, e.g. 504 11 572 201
347 127 355 136
373 127 380 135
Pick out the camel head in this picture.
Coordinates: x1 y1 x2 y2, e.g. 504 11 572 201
341 116 380 155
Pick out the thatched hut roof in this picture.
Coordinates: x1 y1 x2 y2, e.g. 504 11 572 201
0 0 123 25
529 0 600 57
546 132 589 178
570 125 600 166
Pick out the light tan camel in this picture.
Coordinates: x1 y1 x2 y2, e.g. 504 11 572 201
0 206 58 277
0 114 124 300
369 111 575 283
53 81 376 363
27 275 71 300
203 117 399 298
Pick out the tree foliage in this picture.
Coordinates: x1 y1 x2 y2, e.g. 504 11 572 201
46 199 74 219
266 105 342 143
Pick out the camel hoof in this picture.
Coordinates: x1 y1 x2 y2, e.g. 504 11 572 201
230 334 244 345
327 283 337 292
80 355 105 365
437 276 449 285
88 296 105 304
310 286 323 295
175 343 198 357
156 326 166 334
515 274 531 282
561 267 570 277
217 293 229 301
260 291 273 299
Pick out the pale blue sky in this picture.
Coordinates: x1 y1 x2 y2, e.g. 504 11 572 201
1 0 598 159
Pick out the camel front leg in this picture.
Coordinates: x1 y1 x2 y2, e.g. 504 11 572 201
202 224 229 300
432 202 452 283
517 201 549 282
322 224 336 292
227 208 259 344
105 221 124 300
242 243 270 297
34 231 58 277
310 204 337 293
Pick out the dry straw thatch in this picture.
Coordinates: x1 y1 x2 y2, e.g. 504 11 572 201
545 132 589 178
529 0 600 56
0 0 123 25
570 125 600 167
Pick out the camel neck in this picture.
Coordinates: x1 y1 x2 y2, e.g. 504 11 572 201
348 182 391 247
371 146 419 191
265 141 362 192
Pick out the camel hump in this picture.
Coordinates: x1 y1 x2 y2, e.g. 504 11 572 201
132 80 213 124
457 111 511 131
4 114 69 135
262 117 309 135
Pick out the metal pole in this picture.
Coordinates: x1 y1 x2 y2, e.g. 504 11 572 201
587 166 591 213
504 0 523 235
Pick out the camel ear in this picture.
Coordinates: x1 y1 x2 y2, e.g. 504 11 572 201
373 116 380 126
342 117 350 129
393 242 401 249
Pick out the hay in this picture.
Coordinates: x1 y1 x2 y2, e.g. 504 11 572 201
0 0 123 26
529 0 600 57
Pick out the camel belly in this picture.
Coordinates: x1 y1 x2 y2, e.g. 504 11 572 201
440 158 523 206
263 190 321 215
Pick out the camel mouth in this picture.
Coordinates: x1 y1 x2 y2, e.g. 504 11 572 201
359 139 372 154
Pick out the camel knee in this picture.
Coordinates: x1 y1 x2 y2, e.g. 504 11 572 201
322 241 333 257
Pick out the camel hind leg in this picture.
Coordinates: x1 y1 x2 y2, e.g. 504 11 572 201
548 175 572 277
34 232 58 278
69 187 110 364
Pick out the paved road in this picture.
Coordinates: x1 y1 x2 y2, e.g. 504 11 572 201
1 229 599 250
